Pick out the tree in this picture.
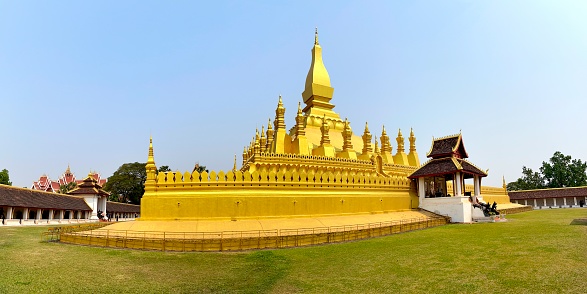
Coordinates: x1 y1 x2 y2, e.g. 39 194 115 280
193 163 207 173
157 165 172 173
58 182 77 194
507 151 587 191
103 162 146 204
506 166 545 191
0 169 12 186
540 151 587 188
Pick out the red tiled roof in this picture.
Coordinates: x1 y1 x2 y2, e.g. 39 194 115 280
508 187 587 200
0 184 91 211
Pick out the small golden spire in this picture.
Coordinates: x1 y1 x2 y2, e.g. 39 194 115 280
295 102 306 137
502 176 507 190
266 118 275 152
362 122 373 154
233 154 237 172
147 136 156 166
374 136 380 153
274 95 286 130
396 129 405 153
342 118 353 151
320 114 330 145
409 128 416 152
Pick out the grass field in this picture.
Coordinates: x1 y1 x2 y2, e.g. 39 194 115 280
1 209 586 294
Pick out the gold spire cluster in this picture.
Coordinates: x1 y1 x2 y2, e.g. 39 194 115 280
237 30 420 171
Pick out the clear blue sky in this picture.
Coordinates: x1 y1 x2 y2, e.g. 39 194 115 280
1 1 586 188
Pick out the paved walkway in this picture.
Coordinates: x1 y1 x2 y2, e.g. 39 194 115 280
99 210 436 233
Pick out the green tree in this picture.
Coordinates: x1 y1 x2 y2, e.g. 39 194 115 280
103 162 146 204
193 163 207 173
540 151 587 188
58 182 77 194
506 166 545 191
0 169 12 186
157 165 172 173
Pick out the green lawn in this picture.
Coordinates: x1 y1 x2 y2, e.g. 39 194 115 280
1 209 586 294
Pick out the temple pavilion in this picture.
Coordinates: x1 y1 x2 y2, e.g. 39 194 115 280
408 134 490 222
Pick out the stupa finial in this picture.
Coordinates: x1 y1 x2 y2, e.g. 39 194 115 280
315 27 319 45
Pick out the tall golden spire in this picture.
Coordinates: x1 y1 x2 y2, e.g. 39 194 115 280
302 28 335 114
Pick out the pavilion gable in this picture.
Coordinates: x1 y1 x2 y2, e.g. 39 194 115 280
427 134 469 159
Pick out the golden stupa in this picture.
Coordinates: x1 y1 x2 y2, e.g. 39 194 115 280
140 29 509 221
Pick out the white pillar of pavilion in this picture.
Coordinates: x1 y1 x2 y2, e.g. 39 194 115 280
454 172 462 197
23 208 29 220
473 175 481 202
418 178 425 206
6 207 13 220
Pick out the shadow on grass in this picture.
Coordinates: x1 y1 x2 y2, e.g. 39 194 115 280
570 218 587 225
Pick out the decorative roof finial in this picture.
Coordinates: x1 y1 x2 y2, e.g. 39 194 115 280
315 27 319 45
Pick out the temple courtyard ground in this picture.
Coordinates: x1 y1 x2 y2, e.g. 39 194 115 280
1 209 586 293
